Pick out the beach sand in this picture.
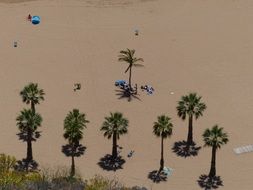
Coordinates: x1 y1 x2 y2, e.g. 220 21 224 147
0 0 253 189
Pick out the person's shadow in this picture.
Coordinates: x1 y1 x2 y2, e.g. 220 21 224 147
15 131 41 171
172 140 201 158
98 154 125 171
197 174 223 189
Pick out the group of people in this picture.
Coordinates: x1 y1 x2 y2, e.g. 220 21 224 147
115 80 137 94
141 85 154 95
115 80 154 95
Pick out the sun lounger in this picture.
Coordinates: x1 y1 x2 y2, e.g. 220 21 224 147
233 144 253 154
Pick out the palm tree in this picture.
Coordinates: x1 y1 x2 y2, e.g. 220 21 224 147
100 112 128 159
203 125 228 178
16 109 42 165
153 115 173 174
177 93 206 146
63 109 89 177
20 83 45 113
118 49 143 88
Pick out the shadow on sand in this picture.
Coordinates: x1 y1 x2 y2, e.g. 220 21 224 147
61 144 86 157
172 140 201 158
148 170 167 183
15 131 41 172
98 154 125 171
14 158 39 172
115 89 141 102
197 174 223 189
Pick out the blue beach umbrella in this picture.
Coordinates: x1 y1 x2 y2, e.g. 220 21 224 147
31 16 40 25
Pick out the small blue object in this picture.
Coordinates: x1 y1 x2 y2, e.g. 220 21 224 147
115 80 127 87
31 16 40 25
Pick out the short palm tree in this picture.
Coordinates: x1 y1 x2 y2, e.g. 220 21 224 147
100 112 128 159
63 109 89 177
118 49 143 88
20 83 45 113
16 109 42 165
153 115 173 174
203 125 228 178
177 93 206 146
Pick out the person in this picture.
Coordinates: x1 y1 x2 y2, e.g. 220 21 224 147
74 83 81 91
28 14 32 21
127 150 134 158
134 84 137 95
135 29 139 36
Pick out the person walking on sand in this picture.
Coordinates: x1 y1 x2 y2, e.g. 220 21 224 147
28 14 32 21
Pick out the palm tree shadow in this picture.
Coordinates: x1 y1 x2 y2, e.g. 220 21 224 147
115 89 141 102
16 131 41 142
197 174 223 189
97 154 125 171
61 144 86 157
172 140 201 158
14 158 39 172
148 170 167 183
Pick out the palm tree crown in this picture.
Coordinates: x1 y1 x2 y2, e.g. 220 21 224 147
153 115 173 138
203 125 228 149
177 93 206 120
63 109 89 144
101 112 128 139
118 49 143 67
118 49 143 87
20 83 45 105
16 109 42 132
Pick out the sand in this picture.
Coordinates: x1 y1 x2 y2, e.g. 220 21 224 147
0 0 253 189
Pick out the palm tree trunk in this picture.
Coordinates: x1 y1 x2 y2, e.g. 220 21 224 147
129 66 132 88
208 145 217 178
187 115 193 145
27 128 33 161
112 131 117 159
70 144 75 177
26 128 33 171
158 137 164 173
31 101 35 114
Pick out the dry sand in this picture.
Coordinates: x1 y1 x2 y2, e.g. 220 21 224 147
0 0 253 189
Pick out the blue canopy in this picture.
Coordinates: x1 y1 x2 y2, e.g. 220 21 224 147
31 16 40 25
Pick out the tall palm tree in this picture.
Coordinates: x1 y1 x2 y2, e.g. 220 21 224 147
63 109 89 177
153 115 173 173
16 109 42 165
203 125 228 178
118 49 143 88
177 93 206 146
100 112 128 159
20 83 45 113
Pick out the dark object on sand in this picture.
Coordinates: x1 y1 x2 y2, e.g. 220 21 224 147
74 83 81 91
135 29 139 36
128 150 134 158
28 14 32 21
14 42 17 47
